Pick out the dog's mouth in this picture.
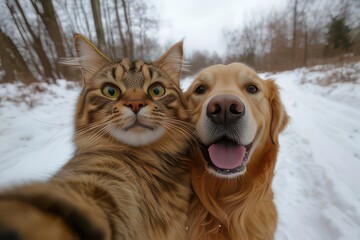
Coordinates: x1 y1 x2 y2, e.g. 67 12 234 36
201 137 252 176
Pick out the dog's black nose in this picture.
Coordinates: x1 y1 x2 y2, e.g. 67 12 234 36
206 95 245 125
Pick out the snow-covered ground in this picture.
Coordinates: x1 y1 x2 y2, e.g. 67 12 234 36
0 63 360 239
268 64 360 240
0 80 79 185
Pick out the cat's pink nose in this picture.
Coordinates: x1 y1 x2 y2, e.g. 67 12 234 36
124 100 147 114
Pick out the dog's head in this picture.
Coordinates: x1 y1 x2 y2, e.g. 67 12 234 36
186 63 288 178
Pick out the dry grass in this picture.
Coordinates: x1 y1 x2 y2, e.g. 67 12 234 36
0 80 80 108
300 62 360 86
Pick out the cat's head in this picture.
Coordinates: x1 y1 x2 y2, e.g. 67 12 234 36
69 34 189 148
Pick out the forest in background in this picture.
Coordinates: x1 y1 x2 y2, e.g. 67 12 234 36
0 0 160 83
0 0 359 84
223 0 360 72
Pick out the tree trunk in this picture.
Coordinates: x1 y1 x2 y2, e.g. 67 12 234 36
114 0 128 58
91 0 106 52
121 0 134 60
292 0 298 68
7 3 42 78
32 0 66 59
0 48 16 83
79 0 93 41
103 0 114 57
0 28 37 84
10 0 55 81
303 28 308 67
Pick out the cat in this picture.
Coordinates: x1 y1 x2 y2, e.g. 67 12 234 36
0 34 195 240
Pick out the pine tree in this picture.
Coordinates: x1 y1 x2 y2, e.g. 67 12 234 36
327 17 352 51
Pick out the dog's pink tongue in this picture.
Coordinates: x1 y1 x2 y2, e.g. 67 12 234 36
208 143 246 169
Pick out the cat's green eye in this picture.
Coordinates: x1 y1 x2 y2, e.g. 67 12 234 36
148 84 165 98
102 85 120 98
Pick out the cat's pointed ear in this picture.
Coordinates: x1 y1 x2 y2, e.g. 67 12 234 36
154 42 184 85
73 34 110 83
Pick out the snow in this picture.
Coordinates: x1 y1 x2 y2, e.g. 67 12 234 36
1 64 360 239
267 67 360 240
0 80 79 186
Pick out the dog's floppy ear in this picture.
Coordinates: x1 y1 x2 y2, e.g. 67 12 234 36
268 80 289 145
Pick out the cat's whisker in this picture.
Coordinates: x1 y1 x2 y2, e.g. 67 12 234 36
152 117 197 136
154 119 196 139
164 125 195 143
89 127 110 145
76 115 114 132
150 119 197 143
104 124 117 145
75 114 119 138
75 121 109 139
165 121 197 135
149 115 195 127
82 122 112 146
154 126 182 160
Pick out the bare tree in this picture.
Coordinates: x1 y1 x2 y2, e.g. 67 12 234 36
185 50 224 76
0 0 162 83
91 0 106 51
121 0 134 60
0 27 36 84
134 2 159 59
31 0 66 60
102 0 116 57
7 0 55 81
78 0 93 41
225 15 270 69
291 0 298 67
114 0 128 58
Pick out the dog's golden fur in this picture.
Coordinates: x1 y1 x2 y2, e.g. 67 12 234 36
185 63 289 240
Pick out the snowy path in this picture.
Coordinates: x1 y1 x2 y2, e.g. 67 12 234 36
0 67 360 239
272 71 360 239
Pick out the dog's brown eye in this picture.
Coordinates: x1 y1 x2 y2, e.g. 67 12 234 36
195 85 206 94
247 85 258 94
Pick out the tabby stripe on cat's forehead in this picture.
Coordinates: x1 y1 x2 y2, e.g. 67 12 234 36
148 67 153 78
118 59 143 72
111 67 116 80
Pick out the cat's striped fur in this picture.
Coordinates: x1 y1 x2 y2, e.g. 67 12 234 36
0 35 195 240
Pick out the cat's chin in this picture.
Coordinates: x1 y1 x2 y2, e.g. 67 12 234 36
111 126 165 147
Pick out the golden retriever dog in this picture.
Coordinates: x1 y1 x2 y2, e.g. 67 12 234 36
185 63 289 240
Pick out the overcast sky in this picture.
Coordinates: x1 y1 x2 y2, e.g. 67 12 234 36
151 0 288 56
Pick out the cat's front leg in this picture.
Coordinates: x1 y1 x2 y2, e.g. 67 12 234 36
0 183 110 240
0 199 78 240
